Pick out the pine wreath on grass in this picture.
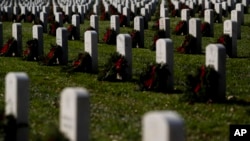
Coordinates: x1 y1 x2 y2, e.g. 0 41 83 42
174 20 188 35
130 30 140 48
182 65 223 103
177 34 197 54
138 63 170 93
23 39 39 61
103 27 117 45
0 37 18 57
217 34 232 57
201 22 211 37
62 52 92 73
0 108 28 141
119 14 127 27
39 44 63 66
48 21 60 36
150 30 166 51
98 52 128 82
67 24 80 40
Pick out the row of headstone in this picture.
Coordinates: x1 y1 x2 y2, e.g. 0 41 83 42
1 8 237 60
0 0 93 23
0 0 93 7
167 0 249 14
105 0 157 21
3 41 226 140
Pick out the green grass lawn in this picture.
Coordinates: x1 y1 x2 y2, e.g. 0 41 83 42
1 5 250 141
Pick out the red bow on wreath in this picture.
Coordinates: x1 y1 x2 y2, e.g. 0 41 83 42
194 65 206 93
217 34 232 57
201 22 211 37
174 21 188 35
103 28 116 45
119 14 127 27
39 44 63 66
0 37 17 57
144 66 156 89
49 22 60 36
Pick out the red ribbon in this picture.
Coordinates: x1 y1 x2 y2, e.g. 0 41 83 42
144 66 156 89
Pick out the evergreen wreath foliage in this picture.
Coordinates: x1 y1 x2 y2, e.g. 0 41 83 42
102 27 117 45
63 52 92 73
177 34 197 54
23 39 39 61
39 44 63 66
98 52 128 81
130 30 140 48
0 37 18 57
150 30 166 51
67 24 80 40
174 20 188 35
182 65 223 103
138 63 170 92
0 108 28 141
217 34 232 57
201 22 211 37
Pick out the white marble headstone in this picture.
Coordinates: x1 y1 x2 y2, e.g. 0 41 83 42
12 23 22 56
205 44 226 99
56 27 68 65
116 34 132 79
231 10 241 39
143 111 185 141
215 3 222 23
21 6 27 15
123 7 130 26
156 39 174 90
90 15 99 36
42 6 49 13
72 14 80 40
205 0 211 9
5 72 29 141
53 6 60 15
159 17 170 38
204 9 214 37
223 20 237 57
77 5 85 23
65 6 72 23
134 16 144 48
40 12 48 33
93 4 99 14
189 18 201 53
60 87 90 141
110 15 120 33
181 9 190 22
236 3 244 25
55 12 63 26
32 25 43 56
242 0 249 13
84 31 98 72
160 7 168 18
227 0 235 9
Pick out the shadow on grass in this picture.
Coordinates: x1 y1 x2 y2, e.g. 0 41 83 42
222 98 250 106
228 56 249 59
133 83 184 94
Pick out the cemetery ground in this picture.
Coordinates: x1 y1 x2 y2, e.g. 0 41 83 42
1 13 250 141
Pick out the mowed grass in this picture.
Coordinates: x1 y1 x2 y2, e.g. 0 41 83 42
1 6 250 141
